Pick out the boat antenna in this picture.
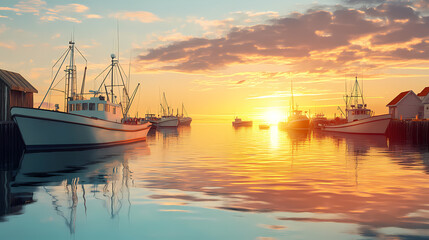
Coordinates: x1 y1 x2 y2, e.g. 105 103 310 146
117 19 120 62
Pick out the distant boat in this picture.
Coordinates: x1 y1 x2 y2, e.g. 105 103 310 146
178 103 192 126
11 41 151 151
259 124 270 129
311 113 328 129
145 113 178 128
150 92 179 128
278 78 310 130
232 117 252 127
323 76 391 135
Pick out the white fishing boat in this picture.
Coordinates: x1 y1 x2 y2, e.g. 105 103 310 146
145 93 179 128
323 76 391 135
178 103 192 126
11 41 151 151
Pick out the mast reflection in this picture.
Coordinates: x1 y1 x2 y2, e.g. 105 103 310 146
0 142 150 234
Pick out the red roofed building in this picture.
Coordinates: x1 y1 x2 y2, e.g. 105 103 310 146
417 87 429 100
386 90 422 119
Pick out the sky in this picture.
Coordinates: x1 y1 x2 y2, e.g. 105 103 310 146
1 0 429 122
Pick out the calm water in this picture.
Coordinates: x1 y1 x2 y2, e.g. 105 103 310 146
1 123 429 240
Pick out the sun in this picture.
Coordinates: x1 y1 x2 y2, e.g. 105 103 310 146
264 109 285 125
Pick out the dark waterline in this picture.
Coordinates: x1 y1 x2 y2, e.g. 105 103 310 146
1 123 429 240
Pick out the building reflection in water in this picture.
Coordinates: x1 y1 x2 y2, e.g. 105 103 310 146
0 142 150 234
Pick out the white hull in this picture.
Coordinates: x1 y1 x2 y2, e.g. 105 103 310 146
11 107 151 151
152 117 179 127
323 114 391 135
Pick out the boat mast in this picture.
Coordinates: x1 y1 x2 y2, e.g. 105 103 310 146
67 41 77 103
110 54 115 103
291 78 294 112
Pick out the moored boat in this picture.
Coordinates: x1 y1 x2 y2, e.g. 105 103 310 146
178 103 192 126
323 76 391 135
12 41 151 151
232 117 252 127
311 113 328 129
278 78 310 130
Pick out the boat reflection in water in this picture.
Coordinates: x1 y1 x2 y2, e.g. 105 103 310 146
2 124 429 240
1 142 150 234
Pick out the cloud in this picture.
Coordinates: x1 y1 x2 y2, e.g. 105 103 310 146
1 1 92 23
111 11 160 23
136 1 429 74
51 33 61 39
0 42 16 49
47 3 88 13
40 15 81 23
14 0 46 15
86 14 102 19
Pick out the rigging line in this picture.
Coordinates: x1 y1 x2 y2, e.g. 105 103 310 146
75 47 88 66
93 64 111 82
96 67 113 93
39 48 71 108
117 63 130 101
52 47 69 69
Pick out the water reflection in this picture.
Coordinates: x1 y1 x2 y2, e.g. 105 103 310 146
1 124 429 239
1 142 150 234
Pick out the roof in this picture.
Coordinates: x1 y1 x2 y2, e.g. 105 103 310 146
386 90 413 106
417 87 429 97
0 69 38 93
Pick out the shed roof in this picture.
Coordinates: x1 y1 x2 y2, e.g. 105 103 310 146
417 87 429 97
386 90 412 106
0 69 38 93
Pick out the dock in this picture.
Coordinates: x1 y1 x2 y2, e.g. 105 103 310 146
0 121 24 169
386 120 429 145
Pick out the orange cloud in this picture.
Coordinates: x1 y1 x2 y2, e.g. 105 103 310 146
136 1 429 75
111 11 160 23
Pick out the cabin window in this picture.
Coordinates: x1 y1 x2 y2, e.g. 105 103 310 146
105 104 110 112
98 103 104 111
113 107 116 114
89 103 95 111
82 103 88 110
76 103 81 111
68 104 74 112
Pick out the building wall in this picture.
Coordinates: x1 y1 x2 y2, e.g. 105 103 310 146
425 104 429 119
10 90 33 108
393 95 422 119
0 81 10 121
0 83 34 121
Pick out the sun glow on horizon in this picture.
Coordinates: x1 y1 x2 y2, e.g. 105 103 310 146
263 108 286 125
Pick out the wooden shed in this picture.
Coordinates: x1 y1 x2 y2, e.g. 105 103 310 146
0 69 38 121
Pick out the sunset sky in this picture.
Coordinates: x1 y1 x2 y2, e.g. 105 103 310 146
1 0 429 122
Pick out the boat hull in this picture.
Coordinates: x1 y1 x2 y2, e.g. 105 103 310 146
322 114 391 135
232 121 253 127
178 117 192 126
11 107 151 151
279 118 310 130
151 117 179 128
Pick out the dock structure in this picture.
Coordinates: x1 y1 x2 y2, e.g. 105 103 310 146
0 121 24 165
386 120 429 145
